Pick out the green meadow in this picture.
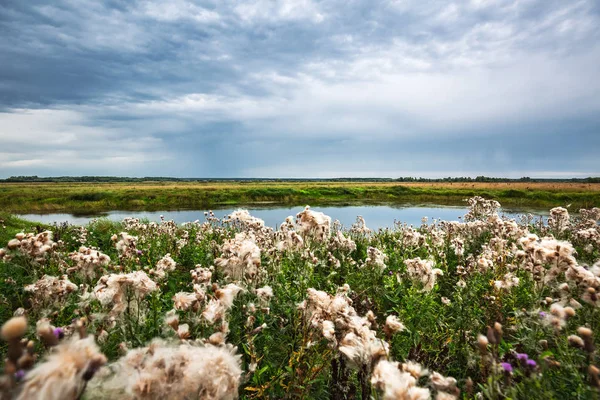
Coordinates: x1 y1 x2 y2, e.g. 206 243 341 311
1 181 599 214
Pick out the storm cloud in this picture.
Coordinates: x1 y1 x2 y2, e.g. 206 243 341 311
0 0 599 177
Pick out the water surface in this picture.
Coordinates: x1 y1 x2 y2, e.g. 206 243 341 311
19 205 548 230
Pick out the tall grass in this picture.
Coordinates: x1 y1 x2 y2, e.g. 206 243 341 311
1 181 599 213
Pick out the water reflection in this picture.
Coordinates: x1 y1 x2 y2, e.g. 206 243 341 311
19 204 548 230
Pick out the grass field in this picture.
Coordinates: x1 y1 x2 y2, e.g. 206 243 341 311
1 181 599 214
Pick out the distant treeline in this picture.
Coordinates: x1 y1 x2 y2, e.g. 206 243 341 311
2 175 600 183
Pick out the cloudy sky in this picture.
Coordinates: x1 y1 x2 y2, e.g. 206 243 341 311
0 0 599 178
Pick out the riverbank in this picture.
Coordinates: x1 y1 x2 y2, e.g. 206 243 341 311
0 213 49 245
1 181 599 213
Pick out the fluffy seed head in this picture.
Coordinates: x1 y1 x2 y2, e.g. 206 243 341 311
568 335 585 348
578 327 593 338
1 316 28 341
477 334 488 353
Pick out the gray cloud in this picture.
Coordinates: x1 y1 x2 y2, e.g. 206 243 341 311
0 0 599 177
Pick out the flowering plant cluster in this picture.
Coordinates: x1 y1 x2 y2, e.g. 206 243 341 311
0 198 599 398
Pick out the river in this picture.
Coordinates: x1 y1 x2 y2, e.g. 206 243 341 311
18 204 548 230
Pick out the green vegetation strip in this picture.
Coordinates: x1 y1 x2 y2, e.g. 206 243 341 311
1 183 599 213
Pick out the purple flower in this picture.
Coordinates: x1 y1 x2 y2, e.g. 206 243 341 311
388 271 393 275
516 353 529 361
501 362 513 373
14 370 25 380
539 311 547 318
137 250 143 255
53 327 64 339
526 359 537 368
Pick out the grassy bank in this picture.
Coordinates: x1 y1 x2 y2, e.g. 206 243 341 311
0 213 49 245
1 181 599 214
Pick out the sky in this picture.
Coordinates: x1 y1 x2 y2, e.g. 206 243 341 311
0 0 599 179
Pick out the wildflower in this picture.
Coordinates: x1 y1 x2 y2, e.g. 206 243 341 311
172 292 198 311
1 316 27 341
25 275 78 310
569 335 585 349
17 335 106 400
295 206 331 242
202 284 244 324
215 233 261 281
114 232 139 259
477 335 488 354
176 324 190 340
93 271 158 316
430 371 457 392
515 353 527 361
436 392 458 400
94 340 242 399
577 327 595 353
226 209 265 229
464 196 500 221
401 227 425 247
7 238 20 250
582 287 600 307
36 319 59 347
501 362 513 373
52 328 64 339
365 247 388 271
151 253 177 279
250 323 267 336
301 286 388 369
4 231 55 261
558 282 570 292
256 286 273 303
68 246 110 278
276 229 305 251
97 330 109 345
164 310 179 330
486 325 500 345
322 320 336 342
384 315 405 338
191 265 213 286
350 216 371 235
493 322 503 342
404 257 441 292
589 365 600 388
371 360 430 400
541 303 570 331
549 207 570 233
494 272 520 290
401 361 429 379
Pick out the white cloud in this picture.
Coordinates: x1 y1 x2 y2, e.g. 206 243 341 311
32 2 149 53
0 109 170 174
109 40 600 141
139 0 221 23
1 0 599 177
234 0 325 23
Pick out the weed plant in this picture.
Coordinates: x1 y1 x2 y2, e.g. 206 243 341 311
0 199 599 398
